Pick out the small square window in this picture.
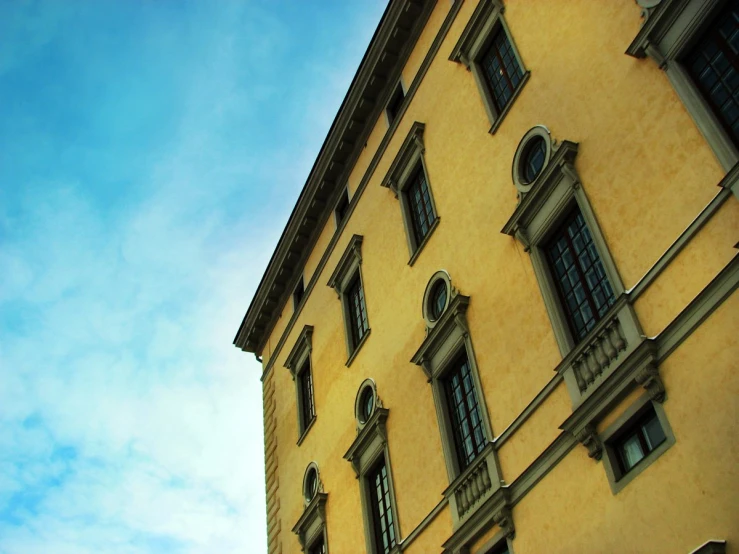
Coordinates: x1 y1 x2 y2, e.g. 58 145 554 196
386 81 405 126
293 276 305 310
612 407 666 475
335 187 350 227
601 398 675 494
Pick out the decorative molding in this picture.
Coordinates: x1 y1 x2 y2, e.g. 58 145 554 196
627 185 733 300
234 0 438 354
625 0 738 170
574 423 603 461
256 0 466 380
326 234 364 294
441 486 512 553
689 540 727 554
656 254 739 363
635 363 666 403
381 122 426 194
449 0 505 65
291 491 328 553
283 325 314 375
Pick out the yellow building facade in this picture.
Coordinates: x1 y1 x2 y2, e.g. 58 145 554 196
234 1 739 553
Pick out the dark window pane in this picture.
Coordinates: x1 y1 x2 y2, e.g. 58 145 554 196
429 280 447 320
522 136 546 183
368 458 396 554
683 2 739 149
298 360 315 432
308 536 326 554
405 165 436 246
613 408 667 476
480 26 525 113
443 353 487 471
386 83 405 125
335 187 350 225
545 207 616 342
293 277 305 309
347 275 369 350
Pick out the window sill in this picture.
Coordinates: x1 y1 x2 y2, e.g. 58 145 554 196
489 71 530 135
296 417 316 446
408 217 440 267
346 329 371 367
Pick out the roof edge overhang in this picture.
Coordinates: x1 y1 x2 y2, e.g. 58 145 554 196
234 0 437 355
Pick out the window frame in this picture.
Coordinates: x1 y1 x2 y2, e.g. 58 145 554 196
381 122 440 265
385 79 406 127
326 235 371 365
344 386 401 554
600 394 675 494
449 0 529 133
292 462 329 554
334 186 350 228
502 134 626 358
412 290 507 531
627 0 739 171
284 325 317 444
293 275 306 311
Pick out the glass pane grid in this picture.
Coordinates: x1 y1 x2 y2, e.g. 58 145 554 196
480 26 524 112
369 460 396 554
684 2 739 147
444 354 487 471
298 361 315 431
406 166 435 245
614 409 667 475
546 209 616 342
347 276 369 348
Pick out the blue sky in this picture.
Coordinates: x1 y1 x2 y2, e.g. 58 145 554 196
0 1 385 552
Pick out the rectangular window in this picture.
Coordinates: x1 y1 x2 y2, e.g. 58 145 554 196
545 207 616 342
405 164 436 245
480 25 525 113
683 2 739 150
297 360 315 433
368 457 397 554
386 82 405 126
308 536 326 554
293 276 305 310
335 187 350 226
613 407 666 475
347 274 369 350
443 352 487 472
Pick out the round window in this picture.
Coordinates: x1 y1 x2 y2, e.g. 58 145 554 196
428 279 448 321
359 386 374 424
305 467 318 502
521 135 547 184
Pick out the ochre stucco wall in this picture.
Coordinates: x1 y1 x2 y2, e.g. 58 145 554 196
258 0 739 552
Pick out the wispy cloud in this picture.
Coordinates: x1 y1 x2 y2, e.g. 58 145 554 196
0 1 385 552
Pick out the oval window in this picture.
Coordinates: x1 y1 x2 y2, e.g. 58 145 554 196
305 467 318 502
359 387 375 423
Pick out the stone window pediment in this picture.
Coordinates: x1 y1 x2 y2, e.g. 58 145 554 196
292 463 328 553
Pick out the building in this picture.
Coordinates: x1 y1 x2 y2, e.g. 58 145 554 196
233 1 739 552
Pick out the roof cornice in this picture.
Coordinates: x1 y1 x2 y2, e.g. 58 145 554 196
234 0 437 354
